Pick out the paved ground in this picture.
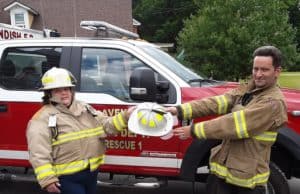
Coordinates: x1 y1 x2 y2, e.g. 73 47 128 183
0 176 299 194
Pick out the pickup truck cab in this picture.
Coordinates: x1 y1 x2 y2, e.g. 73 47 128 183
0 37 300 194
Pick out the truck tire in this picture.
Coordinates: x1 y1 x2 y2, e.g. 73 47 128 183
267 162 289 194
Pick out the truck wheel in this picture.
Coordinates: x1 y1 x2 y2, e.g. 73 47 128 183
267 162 289 194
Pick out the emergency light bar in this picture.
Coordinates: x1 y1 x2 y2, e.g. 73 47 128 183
80 21 139 39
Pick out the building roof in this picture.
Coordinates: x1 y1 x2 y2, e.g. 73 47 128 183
3 1 39 15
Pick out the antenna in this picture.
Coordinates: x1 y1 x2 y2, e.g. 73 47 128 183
80 21 139 39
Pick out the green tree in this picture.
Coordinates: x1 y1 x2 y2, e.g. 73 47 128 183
177 0 299 81
133 0 198 43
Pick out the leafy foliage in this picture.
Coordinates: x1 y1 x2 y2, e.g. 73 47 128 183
177 0 299 80
133 0 198 43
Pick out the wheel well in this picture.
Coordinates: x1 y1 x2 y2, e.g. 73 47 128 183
179 139 220 182
180 136 299 181
271 142 294 179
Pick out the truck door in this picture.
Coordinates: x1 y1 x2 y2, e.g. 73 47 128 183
72 46 181 176
0 46 67 166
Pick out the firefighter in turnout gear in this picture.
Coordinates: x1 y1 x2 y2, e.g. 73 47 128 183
166 46 287 194
26 67 135 194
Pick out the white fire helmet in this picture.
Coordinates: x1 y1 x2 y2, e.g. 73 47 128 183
40 67 76 90
128 103 173 137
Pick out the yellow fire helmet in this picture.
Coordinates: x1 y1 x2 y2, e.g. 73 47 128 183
40 67 76 90
128 103 173 136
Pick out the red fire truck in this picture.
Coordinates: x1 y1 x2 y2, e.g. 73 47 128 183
0 21 299 194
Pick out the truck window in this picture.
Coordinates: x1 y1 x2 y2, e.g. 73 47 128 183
80 48 146 101
0 47 62 90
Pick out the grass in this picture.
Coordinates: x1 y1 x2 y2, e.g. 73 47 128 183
278 72 300 89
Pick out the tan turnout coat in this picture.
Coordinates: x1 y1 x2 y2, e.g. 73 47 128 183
178 81 287 188
26 99 128 188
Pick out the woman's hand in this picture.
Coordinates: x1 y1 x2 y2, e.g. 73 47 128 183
125 106 137 120
45 182 61 193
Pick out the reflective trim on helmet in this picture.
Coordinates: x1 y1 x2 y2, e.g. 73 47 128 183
233 110 249 139
51 127 104 146
214 95 228 115
210 162 270 188
42 76 55 84
253 131 277 142
40 67 75 90
181 103 192 120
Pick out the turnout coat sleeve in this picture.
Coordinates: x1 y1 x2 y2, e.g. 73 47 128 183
192 97 286 140
177 83 287 140
177 86 242 120
85 104 128 136
26 106 59 188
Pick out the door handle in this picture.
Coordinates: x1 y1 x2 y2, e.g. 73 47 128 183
0 104 8 112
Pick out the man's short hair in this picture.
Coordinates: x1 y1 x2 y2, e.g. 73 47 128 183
253 46 283 68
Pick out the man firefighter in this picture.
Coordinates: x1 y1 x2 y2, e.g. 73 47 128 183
26 67 135 194
166 45 287 194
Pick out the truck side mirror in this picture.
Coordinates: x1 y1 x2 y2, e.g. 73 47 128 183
129 67 156 101
129 67 170 103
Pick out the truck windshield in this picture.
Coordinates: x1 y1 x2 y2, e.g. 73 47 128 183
138 45 204 82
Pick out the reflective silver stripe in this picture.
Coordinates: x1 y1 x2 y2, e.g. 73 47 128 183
253 131 278 142
194 122 206 139
181 103 192 120
215 95 228 115
210 162 269 188
233 110 249 139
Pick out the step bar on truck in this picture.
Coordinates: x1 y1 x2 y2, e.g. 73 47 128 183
0 168 167 189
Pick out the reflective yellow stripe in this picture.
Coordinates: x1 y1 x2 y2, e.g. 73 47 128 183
55 159 89 176
181 103 192 120
34 155 104 180
52 127 104 145
215 95 228 115
253 131 278 142
113 113 126 131
210 162 270 188
34 163 56 180
42 76 54 84
42 75 71 84
194 122 206 139
233 110 249 139
89 155 105 171
55 155 104 176
117 113 126 128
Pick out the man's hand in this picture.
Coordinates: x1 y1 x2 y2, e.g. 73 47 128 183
165 106 178 116
125 106 137 120
45 182 61 193
173 125 192 139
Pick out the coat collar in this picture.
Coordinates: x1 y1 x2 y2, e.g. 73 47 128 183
246 79 278 95
52 100 86 116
